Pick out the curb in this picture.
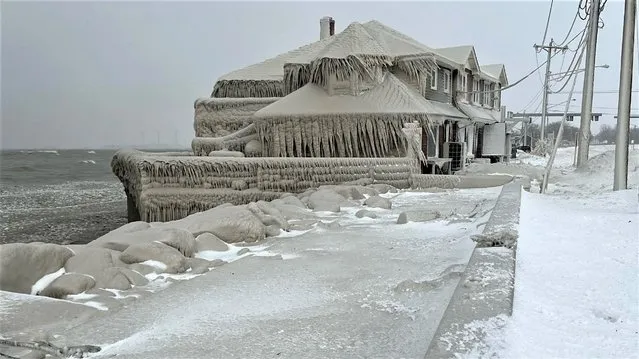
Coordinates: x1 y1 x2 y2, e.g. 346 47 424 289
424 180 525 358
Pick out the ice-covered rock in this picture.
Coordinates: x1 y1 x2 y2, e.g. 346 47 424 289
308 189 349 212
186 257 214 274
356 209 378 219
65 247 126 278
119 242 188 274
265 224 281 237
167 206 266 243
289 219 319 231
368 183 399 194
272 196 307 209
39 273 96 299
94 267 148 290
0 243 74 294
397 210 441 224
195 232 229 252
90 227 196 258
364 195 392 209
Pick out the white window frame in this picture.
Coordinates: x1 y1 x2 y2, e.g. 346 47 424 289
430 68 438 90
472 79 479 103
443 69 451 93
460 72 467 92
483 83 491 106
494 86 501 108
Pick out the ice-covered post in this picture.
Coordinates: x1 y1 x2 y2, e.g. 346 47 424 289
402 121 424 175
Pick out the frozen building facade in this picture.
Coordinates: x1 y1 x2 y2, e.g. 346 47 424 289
196 18 511 171
112 17 512 222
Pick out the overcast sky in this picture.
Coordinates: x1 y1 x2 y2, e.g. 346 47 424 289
1 0 636 149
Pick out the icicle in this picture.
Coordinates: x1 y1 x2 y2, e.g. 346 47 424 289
278 122 287 158
334 118 346 157
311 120 321 157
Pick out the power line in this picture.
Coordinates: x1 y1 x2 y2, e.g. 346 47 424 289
558 4 583 46
519 87 545 113
460 28 585 96
565 104 639 111
535 0 556 86
541 0 555 47
550 40 588 93
549 27 588 88
551 90 639 94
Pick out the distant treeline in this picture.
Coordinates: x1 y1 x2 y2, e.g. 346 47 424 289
516 122 639 145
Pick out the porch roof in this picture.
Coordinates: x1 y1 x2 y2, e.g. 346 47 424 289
456 102 501 124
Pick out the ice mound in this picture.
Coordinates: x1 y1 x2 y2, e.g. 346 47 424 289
0 183 398 311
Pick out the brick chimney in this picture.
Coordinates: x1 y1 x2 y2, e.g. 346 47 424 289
320 16 334 40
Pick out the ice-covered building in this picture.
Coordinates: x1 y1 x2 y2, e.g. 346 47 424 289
113 17 512 222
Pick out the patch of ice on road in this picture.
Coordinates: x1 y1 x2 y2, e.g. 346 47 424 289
31 267 65 295
66 292 98 301
277 228 314 238
102 289 141 300
253 251 300 260
82 301 109 311
195 243 270 262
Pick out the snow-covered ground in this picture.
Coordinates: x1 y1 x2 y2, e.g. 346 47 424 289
462 145 639 358
1 186 502 359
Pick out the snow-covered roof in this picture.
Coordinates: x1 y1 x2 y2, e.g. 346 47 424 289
212 19 461 98
481 64 509 85
457 102 501 124
254 72 466 119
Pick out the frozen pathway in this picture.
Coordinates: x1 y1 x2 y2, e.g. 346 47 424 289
499 189 639 358
26 187 502 359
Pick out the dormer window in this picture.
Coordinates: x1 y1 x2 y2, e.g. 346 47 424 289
430 68 438 90
443 69 451 93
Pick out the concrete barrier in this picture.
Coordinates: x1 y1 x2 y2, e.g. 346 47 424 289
424 180 524 358
410 174 515 190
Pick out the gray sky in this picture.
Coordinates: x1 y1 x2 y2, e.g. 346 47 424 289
1 0 636 149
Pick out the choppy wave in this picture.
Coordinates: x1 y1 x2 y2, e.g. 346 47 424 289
20 150 60 155
87 150 96 154
80 160 97 164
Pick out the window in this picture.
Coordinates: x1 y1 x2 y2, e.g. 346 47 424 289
472 79 479 103
494 85 501 108
430 68 438 90
483 83 491 106
460 72 467 92
443 69 451 93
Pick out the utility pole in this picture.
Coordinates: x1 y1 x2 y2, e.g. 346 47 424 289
576 0 601 168
534 39 568 142
614 0 636 190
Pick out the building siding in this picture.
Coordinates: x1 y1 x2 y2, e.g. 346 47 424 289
422 66 453 104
